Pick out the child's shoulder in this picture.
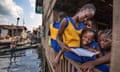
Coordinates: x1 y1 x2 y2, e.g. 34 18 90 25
53 22 60 28
59 16 70 27
89 41 98 48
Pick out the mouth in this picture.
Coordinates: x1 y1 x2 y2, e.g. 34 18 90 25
100 45 104 48
82 41 88 45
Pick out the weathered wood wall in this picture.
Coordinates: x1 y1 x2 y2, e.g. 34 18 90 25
110 0 120 72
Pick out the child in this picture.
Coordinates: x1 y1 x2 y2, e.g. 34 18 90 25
49 12 65 52
10 40 16 63
80 30 112 72
52 3 97 69
50 19 93 52
63 29 99 63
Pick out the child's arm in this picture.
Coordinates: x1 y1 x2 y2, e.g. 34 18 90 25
92 52 110 64
52 49 64 69
80 52 110 72
56 18 71 52
81 45 97 52
55 47 72 63
96 46 103 58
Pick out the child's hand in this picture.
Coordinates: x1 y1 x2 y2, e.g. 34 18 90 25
61 44 71 52
64 46 71 52
52 58 59 69
80 61 95 72
87 48 96 52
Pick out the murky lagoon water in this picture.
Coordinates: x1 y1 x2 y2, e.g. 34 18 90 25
0 49 41 72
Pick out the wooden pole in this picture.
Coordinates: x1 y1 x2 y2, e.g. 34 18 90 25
110 0 120 72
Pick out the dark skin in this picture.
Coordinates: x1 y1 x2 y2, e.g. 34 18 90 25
52 30 98 69
84 20 93 29
80 31 97 52
80 33 111 72
52 18 71 69
52 48 65 69
56 10 95 52
80 53 110 72
52 9 95 69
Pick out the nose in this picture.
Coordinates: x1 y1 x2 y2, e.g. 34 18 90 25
84 18 88 22
85 38 89 43
100 41 104 48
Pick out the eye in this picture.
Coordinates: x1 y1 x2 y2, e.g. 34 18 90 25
104 40 108 42
87 24 91 27
84 15 88 18
84 23 87 25
106 39 112 42
83 36 87 38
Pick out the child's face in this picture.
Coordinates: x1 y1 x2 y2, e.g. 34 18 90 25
85 21 92 29
81 32 94 45
98 34 112 49
77 10 94 22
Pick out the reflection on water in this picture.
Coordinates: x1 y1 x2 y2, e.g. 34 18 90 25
0 49 41 72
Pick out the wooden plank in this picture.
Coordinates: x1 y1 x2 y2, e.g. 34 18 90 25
65 59 67 72
72 65 74 72
66 57 81 71
62 59 64 72
111 0 120 72
68 60 70 72
60 60 61 72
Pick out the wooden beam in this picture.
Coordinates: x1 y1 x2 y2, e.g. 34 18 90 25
111 0 120 72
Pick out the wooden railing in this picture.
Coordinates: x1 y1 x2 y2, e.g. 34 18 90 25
44 47 101 72
55 57 101 72
55 57 82 72
42 38 101 72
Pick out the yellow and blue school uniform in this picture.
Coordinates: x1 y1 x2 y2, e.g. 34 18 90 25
49 16 84 52
62 17 84 48
49 22 61 52
62 17 109 72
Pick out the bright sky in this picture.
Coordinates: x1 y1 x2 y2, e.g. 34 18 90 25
0 0 42 31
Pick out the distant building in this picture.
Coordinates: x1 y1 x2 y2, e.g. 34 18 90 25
0 25 27 38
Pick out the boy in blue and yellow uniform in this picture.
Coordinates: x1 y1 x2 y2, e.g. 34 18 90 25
49 22 60 52
49 12 65 52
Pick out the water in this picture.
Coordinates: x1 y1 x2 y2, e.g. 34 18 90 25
0 49 41 72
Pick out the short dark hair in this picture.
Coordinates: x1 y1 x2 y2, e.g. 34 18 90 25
81 3 96 12
80 28 96 40
59 12 65 19
98 29 112 40
59 12 66 22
